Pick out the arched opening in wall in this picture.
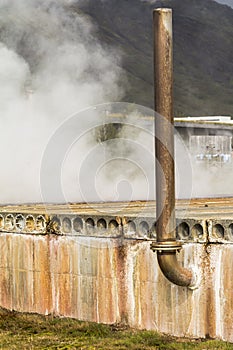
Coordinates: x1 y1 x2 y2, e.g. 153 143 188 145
109 219 119 234
97 219 107 230
15 214 25 231
126 220 136 235
73 217 83 233
26 216 35 232
5 214 14 231
62 217 71 233
36 216 46 231
150 222 156 238
139 221 149 237
177 222 190 240
213 223 224 238
191 223 204 239
0 215 4 229
86 218 95 234
228 223 233 240
50 217 61 234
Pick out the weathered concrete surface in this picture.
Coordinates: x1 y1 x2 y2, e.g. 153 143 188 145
0 198 233 341
0 233 232 340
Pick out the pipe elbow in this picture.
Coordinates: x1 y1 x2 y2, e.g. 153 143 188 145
157 252 199 289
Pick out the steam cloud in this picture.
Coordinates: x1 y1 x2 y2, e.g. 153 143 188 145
0 0 124 204
0 0 232 205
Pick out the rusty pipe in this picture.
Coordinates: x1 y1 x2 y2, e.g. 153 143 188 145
157 253 193 287
151 8 198 288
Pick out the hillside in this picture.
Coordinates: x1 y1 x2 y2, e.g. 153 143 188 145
75 0 233 117
0 0 232 117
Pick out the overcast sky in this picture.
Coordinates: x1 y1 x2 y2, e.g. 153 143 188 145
215 0 233 7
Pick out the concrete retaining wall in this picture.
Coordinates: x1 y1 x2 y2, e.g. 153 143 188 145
0 229 233 341
0 200 233 341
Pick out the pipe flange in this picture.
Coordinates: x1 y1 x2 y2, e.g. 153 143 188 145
150 240 182 253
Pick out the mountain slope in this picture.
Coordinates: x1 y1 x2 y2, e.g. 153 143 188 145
76 0 233 116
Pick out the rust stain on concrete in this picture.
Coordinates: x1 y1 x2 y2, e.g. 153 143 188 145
114 241 129 324
0 199 233 341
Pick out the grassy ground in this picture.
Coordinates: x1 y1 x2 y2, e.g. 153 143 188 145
0 309 232 349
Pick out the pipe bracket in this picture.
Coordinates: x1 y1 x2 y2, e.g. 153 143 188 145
150 240 182 253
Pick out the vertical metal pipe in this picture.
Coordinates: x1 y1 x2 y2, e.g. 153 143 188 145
151 8 196 288
154 8 175 242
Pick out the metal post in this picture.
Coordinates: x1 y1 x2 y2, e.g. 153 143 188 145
151 8 197 288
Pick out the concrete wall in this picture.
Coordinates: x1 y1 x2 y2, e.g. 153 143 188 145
0 228 233 341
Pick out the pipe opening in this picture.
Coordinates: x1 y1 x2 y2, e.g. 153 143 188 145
15 214 25 231
0 215 4 229
5 214 14 231
50 217 61 233
108 219 119 233
228 223 233 240
97 218 107 230
191 223 204 239
26 215 35 231
86 218 95 234
73 217 83 233
139 221 149 237
62 217 72 233
177 222 190 240
150 222 156 238
36 215 46 231
213 223 224 238
126 220 136 235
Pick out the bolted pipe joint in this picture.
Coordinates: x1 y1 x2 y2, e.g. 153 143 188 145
151 241 200 289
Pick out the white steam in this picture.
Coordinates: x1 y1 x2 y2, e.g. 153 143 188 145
0 0 232 205
0 0 123 204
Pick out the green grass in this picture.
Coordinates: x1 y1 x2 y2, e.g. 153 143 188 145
0 309 232 349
